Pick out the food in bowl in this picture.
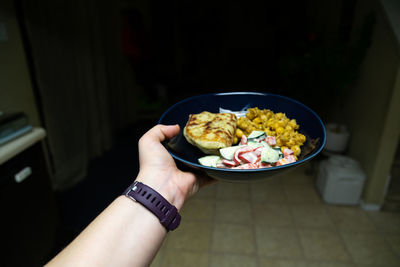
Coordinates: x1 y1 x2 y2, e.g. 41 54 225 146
236 107 306 156
198 130 297 169
183 111 237 155
158 92 326 182
184 107 307 170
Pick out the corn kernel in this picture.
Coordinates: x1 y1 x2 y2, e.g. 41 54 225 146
285 125 293 131
286 139 296 147
291 145 301 156
236 128 244 138
253 117 262 124
276 138 283 146
233 136 238 144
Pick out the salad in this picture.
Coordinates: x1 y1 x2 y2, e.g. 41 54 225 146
198 130 297 169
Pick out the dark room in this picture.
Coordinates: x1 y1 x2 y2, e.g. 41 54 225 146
1 0 399 266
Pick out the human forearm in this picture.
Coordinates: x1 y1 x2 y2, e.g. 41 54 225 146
46 196 167 267
45 124 213 267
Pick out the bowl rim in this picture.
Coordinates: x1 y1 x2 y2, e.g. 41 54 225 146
158 91 326 173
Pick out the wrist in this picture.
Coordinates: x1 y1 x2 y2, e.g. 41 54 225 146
123 181 181 231
135 171 185 211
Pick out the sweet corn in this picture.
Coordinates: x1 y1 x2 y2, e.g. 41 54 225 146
236 128 244 138
235 107 306 155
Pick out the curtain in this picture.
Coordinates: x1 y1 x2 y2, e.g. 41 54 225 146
21 0 138 190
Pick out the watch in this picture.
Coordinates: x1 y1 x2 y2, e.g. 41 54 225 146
123 181 181 231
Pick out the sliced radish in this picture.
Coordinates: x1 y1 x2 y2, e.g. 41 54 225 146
257 162 272 168
285 155 296 163
275 159 285 166
233 146 254 164
232 163 258 169
216 162 228 168
253 146 264 157
276 155 296 166
239 134 248 145
265 136 277 146
222 159 238 167
283 148 294 156
239 151 259 164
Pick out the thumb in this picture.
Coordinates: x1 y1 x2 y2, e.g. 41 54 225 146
159 124 180 140
139 124 180 146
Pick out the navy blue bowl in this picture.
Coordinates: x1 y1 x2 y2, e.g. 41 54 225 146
158 92 326 182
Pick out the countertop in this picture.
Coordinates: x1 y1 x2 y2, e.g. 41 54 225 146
0 127 46 165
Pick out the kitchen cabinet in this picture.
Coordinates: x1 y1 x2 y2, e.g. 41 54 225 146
0 128 58 266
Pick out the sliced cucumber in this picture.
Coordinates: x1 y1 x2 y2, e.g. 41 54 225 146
198 155 222 167
247 141 263 149
219 145 243 160
272 147 284 159
261 141 271 148
261 147 281 163
247 130 266 140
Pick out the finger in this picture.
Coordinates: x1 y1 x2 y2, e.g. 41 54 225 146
159 124 180 139
140 124 180 145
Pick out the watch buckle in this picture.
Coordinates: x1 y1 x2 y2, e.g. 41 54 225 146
125 181 139 202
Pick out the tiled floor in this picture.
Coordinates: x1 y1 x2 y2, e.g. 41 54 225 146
150 163 400 267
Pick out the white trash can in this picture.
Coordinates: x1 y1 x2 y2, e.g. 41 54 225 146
317 155 366 205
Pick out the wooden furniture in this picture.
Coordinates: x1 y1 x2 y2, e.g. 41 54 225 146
0 128 59 266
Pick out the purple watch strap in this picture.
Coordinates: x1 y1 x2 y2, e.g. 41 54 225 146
123 181 181 231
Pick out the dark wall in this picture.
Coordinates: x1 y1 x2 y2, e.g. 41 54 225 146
123 0 310 101
122 0 370 123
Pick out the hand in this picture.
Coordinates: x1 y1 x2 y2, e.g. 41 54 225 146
136 124 215 210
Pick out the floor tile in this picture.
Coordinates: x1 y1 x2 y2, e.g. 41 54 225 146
195 183 217 199
166 221 212 252
253 203 294 227
252 175 284 185
216 182 250 200
212 223 255 254
291 204 335 230
180 198 215 221
209 253 257 267
161 250 209 267
284 184 322 204
384 233 400 256
255 226 303 258
298 229 351 261
366 210 400 233
306 261 355 267
150 247 164 267
282 164 314 185
250 183 287 203
282 173 314 185
327 206 376 232
258 258 308 267
215 199 252 224
340 231 400 265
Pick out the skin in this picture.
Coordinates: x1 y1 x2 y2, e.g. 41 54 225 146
46 124 214 267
